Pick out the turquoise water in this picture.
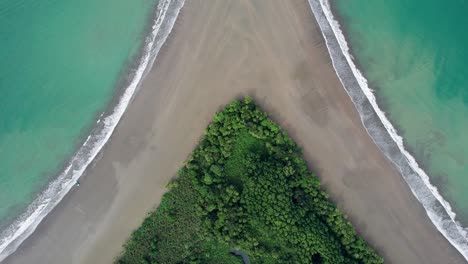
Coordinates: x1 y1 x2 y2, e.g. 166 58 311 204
0 0 155 228
333 0 468 224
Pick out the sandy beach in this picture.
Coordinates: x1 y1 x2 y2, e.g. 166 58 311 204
3 0 466 263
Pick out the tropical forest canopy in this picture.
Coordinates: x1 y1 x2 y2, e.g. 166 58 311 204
117 97 383 264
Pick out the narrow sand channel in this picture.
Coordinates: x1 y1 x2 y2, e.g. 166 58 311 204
4 0 465 263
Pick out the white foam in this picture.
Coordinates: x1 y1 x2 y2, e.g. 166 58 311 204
308 0 468 260
0 0 185 262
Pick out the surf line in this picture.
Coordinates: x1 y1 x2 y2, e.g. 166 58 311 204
307 0 468 260
0 0 185 262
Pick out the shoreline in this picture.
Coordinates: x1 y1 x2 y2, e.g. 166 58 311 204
3 0 466 263
325 0 465 222
309 0 468 259
0 0 184 261
326 0 455 201
327 0 468 228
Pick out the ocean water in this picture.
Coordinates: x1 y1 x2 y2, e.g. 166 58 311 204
0 0 155 236
0 0 183 260
332 1 468 225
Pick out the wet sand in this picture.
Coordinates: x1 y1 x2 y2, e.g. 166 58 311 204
3 0 466 263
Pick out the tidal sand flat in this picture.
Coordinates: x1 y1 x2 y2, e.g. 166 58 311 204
3 0 466 263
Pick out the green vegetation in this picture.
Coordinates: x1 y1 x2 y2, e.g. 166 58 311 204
118 97 383 264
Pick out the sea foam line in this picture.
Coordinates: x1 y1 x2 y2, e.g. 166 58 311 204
307 0 468 260
0 0 185 262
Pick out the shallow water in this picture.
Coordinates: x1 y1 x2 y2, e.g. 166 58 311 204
333 0 468 223
0 0 155 229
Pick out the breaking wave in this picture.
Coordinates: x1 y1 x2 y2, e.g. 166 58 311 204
0 0 185 262
307 0 468 260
